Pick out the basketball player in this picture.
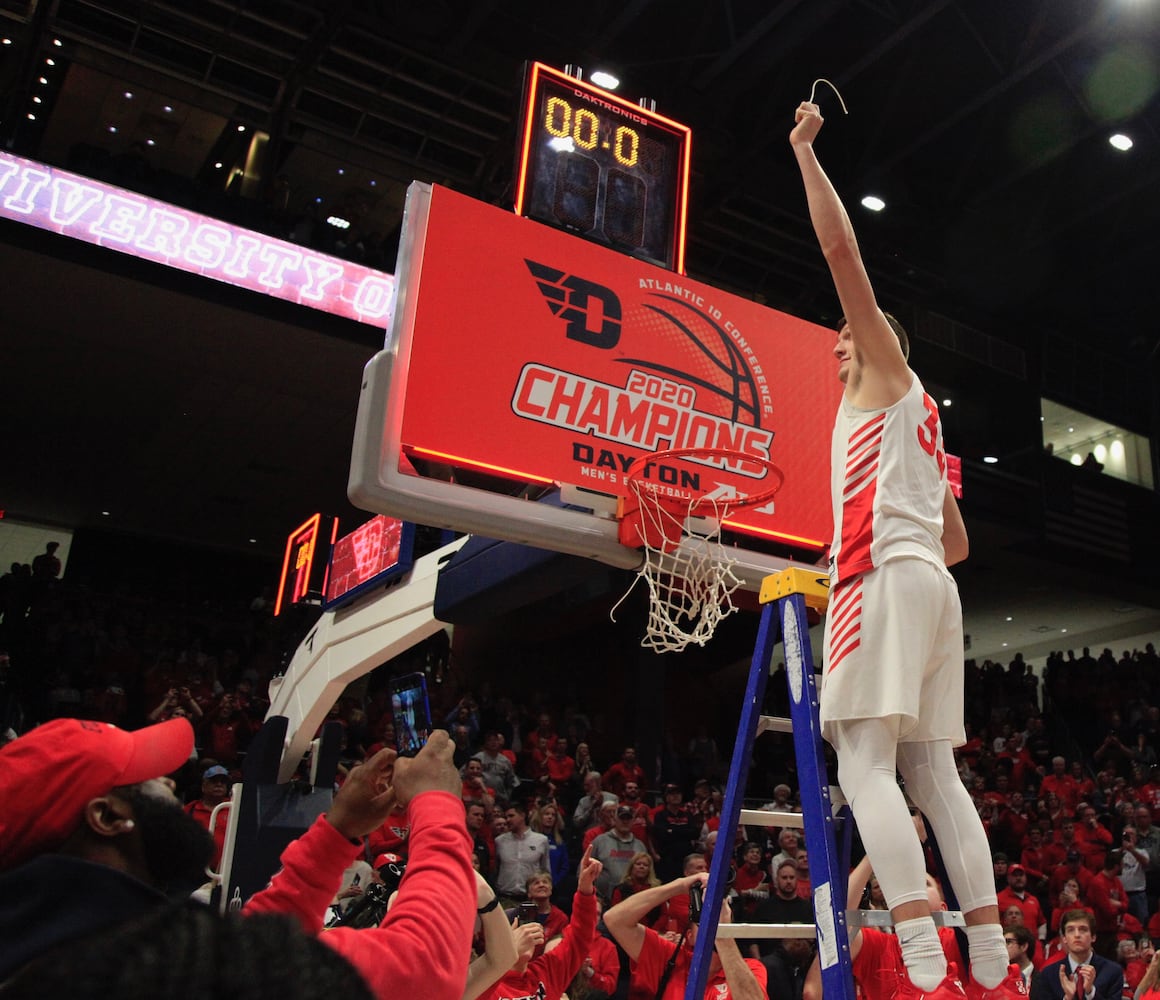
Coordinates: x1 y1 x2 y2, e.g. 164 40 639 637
789 100 1021 1000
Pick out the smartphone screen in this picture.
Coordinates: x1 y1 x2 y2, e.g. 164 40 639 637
390 672 432 757
517 901 539 925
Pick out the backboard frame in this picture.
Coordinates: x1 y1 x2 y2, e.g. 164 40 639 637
349 181 842 591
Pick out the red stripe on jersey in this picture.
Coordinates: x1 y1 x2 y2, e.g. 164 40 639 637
836 473 877 580
848 412 885 452
829 635 861 672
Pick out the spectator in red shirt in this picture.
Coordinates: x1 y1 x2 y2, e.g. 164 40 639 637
568 902 621 999
732 842 770 917
998 864 1047 944
1086 851 1127 959
545 738 576 788
1049 850 1095 904
1075 805 1115 873
1040 758 1080 814
604 747 646 799
184 763 232 870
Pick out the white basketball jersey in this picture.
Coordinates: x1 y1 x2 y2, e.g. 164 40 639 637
828 374 947 585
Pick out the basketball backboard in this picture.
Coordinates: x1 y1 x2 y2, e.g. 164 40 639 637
349 182 843 591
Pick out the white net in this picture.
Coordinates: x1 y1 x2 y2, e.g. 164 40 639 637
609 489 743 653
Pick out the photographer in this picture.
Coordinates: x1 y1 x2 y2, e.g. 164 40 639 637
476 846 603 1000
604 870 766 1000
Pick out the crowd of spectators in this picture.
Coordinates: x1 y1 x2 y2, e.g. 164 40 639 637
3 549 1160 998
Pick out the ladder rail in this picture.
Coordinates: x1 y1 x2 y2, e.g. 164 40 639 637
685 575 858 1000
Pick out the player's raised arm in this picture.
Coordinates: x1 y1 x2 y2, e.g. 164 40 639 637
790 101 909 396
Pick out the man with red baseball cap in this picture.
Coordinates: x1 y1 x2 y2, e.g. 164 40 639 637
0 716 212 980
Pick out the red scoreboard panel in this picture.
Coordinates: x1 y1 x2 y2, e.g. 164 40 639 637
365 183 843 554
322 515 414 610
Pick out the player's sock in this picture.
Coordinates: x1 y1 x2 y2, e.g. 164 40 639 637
965 924 1009 988
896 916 947 990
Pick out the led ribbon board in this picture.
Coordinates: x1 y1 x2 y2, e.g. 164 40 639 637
514 62 692 273
0 151 395 326
392 184 844 551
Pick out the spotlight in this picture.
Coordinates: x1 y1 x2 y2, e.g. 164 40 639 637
1109 133 1133 152
861 195 886 212
590 70 620 90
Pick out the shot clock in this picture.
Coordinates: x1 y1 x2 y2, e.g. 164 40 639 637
514 62 692 272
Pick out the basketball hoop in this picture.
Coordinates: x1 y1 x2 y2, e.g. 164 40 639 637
611 447 785 653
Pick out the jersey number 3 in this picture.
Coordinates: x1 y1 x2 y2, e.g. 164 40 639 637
917 394 946 475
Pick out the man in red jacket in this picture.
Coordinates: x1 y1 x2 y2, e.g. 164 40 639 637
477 846 604 1000
244 730 476 1000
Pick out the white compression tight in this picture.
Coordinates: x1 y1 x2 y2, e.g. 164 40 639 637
833 718 998 914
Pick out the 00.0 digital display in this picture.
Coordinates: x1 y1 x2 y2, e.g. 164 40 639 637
514 62 692 272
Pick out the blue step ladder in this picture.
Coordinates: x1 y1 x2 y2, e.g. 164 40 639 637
686 567 857 1000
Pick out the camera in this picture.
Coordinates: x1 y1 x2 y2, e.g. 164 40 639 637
689 882 704 925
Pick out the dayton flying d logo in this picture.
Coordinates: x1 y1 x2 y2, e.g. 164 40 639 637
526 259 622 348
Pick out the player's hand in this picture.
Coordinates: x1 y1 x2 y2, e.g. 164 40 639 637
790 101 823 146
719 895 734 925
392 729 459 807
578 845 603 894
328 746 398 839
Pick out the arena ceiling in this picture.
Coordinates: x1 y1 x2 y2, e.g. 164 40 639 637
1 0 1159 659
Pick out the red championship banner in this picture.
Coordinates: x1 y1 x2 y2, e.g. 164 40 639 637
396 186 844 551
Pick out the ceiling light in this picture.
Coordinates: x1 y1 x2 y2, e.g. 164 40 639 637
369 179 377 187
124 91 133 99
26 113 35 120
249 538 257 544
38 76 48 85
590 70 620 90
32 96 41 104
1 38 12 46
861 195 886 212
327 215 351 229
1109 133 1133 152
53 38 62 47
942 398 952 407
1070 454 1083 466
145 138 155 146
236 124 246 132
1006 616 1013 622
1067 427 1074 433
108 125 118 133
163 105 173 113
45 58 55 66
101 510 110 516
214 161 223 168
1002 643 1008 647
1061 628 1068 633
337 168 344 175
983 456 998 464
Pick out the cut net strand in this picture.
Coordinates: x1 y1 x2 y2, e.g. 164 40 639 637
808 78 849 114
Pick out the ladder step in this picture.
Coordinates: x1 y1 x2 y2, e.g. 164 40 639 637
739 808 804 828
847 910 966 929
758 715 793 734
716 922 818 939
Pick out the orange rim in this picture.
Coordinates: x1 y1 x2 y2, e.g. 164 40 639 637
623 447 785 518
